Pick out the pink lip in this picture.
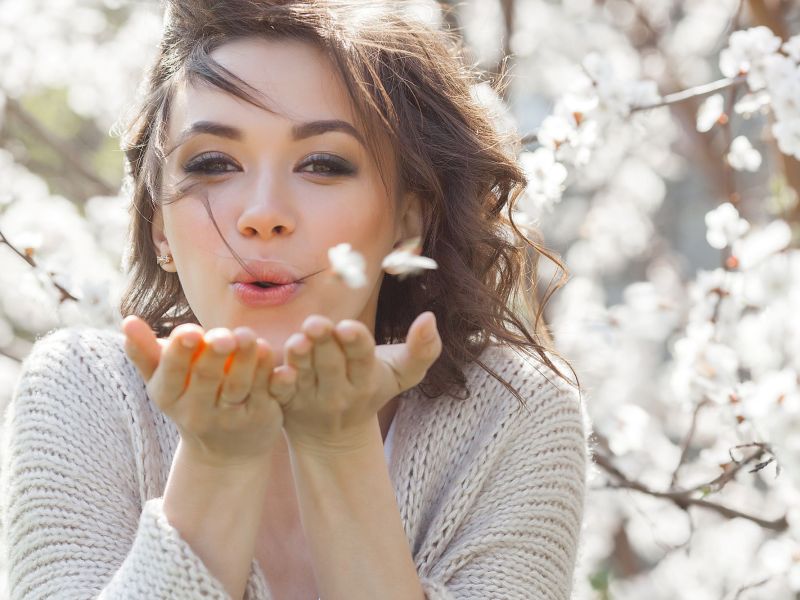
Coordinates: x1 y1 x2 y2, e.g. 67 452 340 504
233 263 303 286
231 282 302 307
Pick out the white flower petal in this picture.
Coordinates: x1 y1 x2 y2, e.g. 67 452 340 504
382 250 438 276
727 135 762 172
696 94 724 132
328 243 367 288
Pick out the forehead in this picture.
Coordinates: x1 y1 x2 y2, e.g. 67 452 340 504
168 36 357 137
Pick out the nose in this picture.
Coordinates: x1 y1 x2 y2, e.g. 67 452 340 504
236 168 297 238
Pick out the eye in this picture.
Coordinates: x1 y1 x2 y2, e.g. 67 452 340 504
182 152 240 175
297 153 356 176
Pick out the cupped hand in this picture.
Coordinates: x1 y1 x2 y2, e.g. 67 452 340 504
276 311 442 453
121 315 293 466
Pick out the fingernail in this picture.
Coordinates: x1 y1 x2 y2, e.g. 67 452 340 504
211 337 234 354
182 336 199 349
422 316 437 341
339 327 357 343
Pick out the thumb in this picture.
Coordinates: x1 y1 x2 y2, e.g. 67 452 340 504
121 315 163 382
380 312 441 393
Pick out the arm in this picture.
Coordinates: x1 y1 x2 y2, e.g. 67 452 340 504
287 418 425 600
273 312 441 599
160 440 271 600
0 328 266 599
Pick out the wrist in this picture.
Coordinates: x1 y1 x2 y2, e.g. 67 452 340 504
175 437 273 476
284 420 381 461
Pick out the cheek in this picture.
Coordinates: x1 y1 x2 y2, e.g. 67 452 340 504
320 181 396 246
163 199 220 251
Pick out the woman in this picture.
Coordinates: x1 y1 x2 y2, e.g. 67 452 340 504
1 1 590 598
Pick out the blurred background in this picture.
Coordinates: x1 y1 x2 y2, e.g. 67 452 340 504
2 0 800 598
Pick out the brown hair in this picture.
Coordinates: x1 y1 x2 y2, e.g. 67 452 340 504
118 0 581 406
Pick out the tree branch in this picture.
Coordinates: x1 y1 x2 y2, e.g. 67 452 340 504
631 75 748 113
669 397 711 488
4 97 118 198
591 433 789 532
0 229 80 303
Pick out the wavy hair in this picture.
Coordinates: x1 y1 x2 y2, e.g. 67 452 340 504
118 0 581 406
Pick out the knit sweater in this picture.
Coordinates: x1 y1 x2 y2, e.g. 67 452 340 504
0 326 589 599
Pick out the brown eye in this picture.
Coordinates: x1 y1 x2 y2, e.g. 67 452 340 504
183 152 240 174
298 154 356 176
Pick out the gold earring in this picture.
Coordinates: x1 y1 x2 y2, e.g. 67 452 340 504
156 254 173 266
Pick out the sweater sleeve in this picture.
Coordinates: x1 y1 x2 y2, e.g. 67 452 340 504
418 366 590 600
0 327 268 600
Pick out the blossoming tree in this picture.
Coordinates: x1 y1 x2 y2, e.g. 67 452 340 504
1 0 799 598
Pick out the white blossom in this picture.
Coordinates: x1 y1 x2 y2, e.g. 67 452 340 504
536 114 575 151
769 77 800 123
726 135 762 172
732 219 792 270
782 34 800 62
771 118 800 160
327 243 367 289
581 52 660 116
733 90 771 117
696 93 724 132
518 147 568 216
719 26 783 90
381 237 438 279
542 96 600 166
704 202 750 249
748 48 795 92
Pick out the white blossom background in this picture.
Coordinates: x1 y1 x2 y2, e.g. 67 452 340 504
1 0 800 599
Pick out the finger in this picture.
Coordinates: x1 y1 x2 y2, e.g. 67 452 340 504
380 312 441 393
333 319 375 386
302 315 346 390
407 311 442 361
269 364 297 408
183 328 237 410
216 327 259 408
146 323 206 410
285 332 315 392
247 339 276 411
122 315 162 381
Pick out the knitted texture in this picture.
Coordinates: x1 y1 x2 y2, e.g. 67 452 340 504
1 327 590 599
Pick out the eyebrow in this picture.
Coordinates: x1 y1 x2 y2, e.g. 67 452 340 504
165 119 366 156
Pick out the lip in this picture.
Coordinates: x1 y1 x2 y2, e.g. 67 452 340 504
232 262 304 286
231 281 302 307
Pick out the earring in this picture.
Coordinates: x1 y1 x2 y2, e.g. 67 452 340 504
156 254 173 266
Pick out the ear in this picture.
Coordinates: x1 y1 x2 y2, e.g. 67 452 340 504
394 191 424 246
151 209 176 271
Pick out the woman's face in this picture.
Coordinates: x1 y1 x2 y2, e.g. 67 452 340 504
153 37 419 361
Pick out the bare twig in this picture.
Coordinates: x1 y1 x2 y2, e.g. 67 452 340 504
669 397 711 488
730 575 774 600
680 441 777 496
631 75 748 113
590 433 789 532
0 229 80 303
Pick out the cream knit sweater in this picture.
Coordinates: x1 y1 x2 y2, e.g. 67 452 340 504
0 326 590 599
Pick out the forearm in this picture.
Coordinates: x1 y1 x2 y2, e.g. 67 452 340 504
162 439 271 600
287 419 425 600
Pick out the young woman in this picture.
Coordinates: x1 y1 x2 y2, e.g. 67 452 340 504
1 1 590 599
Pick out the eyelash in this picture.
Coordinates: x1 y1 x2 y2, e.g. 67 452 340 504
182 152 356 176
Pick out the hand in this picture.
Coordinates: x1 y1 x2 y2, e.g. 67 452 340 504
276 311 442 453
121 315 293 466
